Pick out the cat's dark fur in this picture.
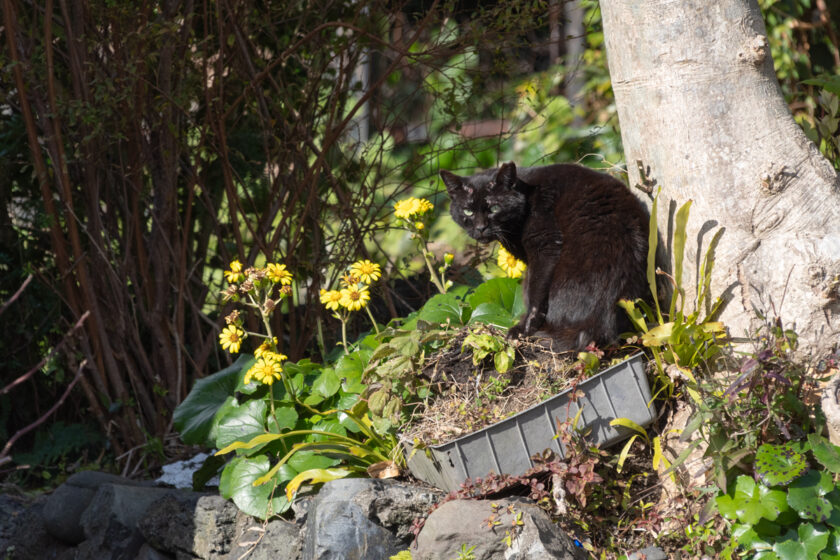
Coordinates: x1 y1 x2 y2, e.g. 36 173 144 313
441 162 649 350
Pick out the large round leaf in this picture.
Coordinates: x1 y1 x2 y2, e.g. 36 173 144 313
173 355 255 446
467 302 516 328
335 350 371 394
313 368 341 399
226 455 292 519
788 470 835 522
417 292 469 326
215 399 268 450
754 443 808 487
716 475 788 524
467 277 521 315
270 406 299 433
772 523 829 560
809 433 840 474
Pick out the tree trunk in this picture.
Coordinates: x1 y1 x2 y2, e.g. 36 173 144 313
600 0 840 356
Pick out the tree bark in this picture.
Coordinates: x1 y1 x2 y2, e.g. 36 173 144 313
600 0 840 356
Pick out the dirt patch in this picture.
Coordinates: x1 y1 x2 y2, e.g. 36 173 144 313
401 325 635 445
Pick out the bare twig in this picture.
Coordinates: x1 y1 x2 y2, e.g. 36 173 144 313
0 310 90 396
0 274 33 318
0 359 88 464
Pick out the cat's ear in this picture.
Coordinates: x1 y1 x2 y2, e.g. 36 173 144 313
440 170 471 194
495 162 517 189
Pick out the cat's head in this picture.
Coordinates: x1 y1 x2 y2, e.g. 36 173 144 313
440 162 526 242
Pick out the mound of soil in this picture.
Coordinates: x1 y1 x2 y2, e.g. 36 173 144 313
402 325 632 445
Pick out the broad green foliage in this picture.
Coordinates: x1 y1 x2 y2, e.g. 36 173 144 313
717 440 840 559
363 277 524 430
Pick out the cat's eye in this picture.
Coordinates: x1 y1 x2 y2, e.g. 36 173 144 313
489 205 501 214
463 209 474 217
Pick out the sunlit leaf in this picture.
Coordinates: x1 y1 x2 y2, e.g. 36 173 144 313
173 355 254 446
754 443 809 487
285 467 355 500
215 399 268 451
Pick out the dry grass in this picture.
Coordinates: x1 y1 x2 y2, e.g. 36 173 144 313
402 325 584 444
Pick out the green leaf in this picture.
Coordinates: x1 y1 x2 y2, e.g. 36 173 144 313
804 76 840 96
646 194 662 323
313 368 341 399
467 278 519 313
417 292 468 326
820 531 840 559
716 475 789 524
227 455 291 519
494 346 515 373
467 302 515 328
173 355 254 446
285 467 355 500
788 470 836 522
309 418 347 441
192 453 227 491
215 399 268 451
271 406 299 432
755 443 809 487
671 200 692 317
287 450 340 472
772 523 829 560
335 351 371 394
809 434 840 474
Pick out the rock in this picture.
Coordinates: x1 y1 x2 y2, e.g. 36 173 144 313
136 543 176 560
229 518 302 560
301 478 411 560
138 492 239 560
75 483 179 560
0 493 71 560
353 479 443 541
414 498 585 560
628 545 668 560
42 471 148 545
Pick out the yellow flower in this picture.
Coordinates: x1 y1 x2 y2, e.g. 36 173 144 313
266 263 293 285
393 197 434 220
218 324 246 353
254 337 278 358
224 260 244 283
497 245 527 279
339 285 371 311
349 260 382 284
244 357 283 386
340 274 359 288
443 253 454 265
414 222 424 230
320 289 343 311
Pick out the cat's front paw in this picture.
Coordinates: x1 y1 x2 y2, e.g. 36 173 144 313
507 323 527 340
508 319 536 340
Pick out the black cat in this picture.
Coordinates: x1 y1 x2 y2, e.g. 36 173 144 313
441 162 649 350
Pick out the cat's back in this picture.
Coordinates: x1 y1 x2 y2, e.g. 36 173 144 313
517 163 645 221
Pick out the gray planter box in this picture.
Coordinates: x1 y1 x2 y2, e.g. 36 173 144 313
406 353 654 492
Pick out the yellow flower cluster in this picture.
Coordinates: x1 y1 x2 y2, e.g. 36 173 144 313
497 245 527 279
321 259 381 313
244 349 288 386
393 197 434 220
218 259 294 358
224 259 294 287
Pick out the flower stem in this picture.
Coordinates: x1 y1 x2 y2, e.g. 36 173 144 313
340 316 349 354
365 306 380 335
421 246 447 294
